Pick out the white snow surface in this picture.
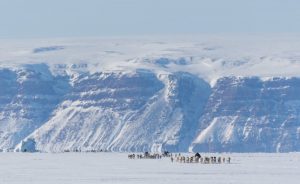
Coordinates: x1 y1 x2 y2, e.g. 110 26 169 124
1 36 300 85
0 152 299 184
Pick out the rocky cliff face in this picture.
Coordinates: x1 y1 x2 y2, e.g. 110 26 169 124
28 71 211 152
1 64 300 152
190 77 300 152
0 65 69 150
1 38 300 152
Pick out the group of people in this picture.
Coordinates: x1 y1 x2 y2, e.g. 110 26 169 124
128 152 231 164
171 153 231 164
128 151 172 159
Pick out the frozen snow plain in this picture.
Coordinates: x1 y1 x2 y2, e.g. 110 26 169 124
0 152 299 184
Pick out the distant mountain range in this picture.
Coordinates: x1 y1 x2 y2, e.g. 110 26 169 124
1 37 300 152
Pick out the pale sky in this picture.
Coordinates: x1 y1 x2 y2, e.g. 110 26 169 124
0 0 299 38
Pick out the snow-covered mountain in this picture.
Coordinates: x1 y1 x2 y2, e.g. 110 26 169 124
190 77 300 152
1 36 300 152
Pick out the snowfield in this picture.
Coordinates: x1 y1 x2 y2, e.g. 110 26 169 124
1 36 300 84
0 153 299 184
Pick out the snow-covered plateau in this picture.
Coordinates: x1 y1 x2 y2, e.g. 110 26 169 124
1 36 300 152
0 152 299 184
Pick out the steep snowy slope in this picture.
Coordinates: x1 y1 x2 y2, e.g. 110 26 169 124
1 37 300 152
0 64 69 150
190 77 300 152
27 71 210 152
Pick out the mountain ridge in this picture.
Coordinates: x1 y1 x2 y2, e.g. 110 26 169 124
0 38 300 152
